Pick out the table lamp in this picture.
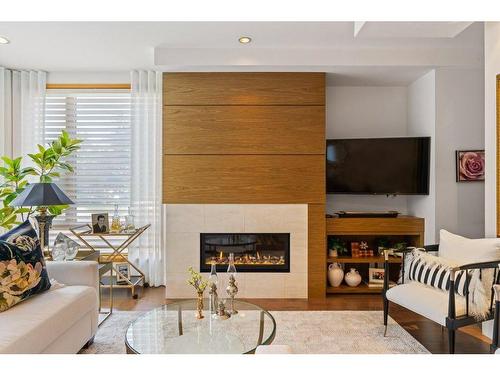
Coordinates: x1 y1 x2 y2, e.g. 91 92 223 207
10 182 74 259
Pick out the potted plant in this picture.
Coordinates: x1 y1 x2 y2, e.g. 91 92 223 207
328 237 348 257
0 131 82 229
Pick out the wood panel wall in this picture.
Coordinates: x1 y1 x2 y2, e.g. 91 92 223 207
163 72 326 297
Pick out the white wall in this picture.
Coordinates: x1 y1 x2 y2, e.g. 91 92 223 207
435 68 485 239
407 70 436 244
327 69 485 244
326 86 409 214
484 22 500 237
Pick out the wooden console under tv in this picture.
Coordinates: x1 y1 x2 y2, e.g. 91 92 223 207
326 215 424 295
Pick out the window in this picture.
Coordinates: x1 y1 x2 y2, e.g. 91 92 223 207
44 90 132 230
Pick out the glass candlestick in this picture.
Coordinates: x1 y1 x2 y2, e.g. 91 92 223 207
208 261 218 313
227 252 237 276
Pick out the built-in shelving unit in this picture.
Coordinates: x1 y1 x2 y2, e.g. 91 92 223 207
326 216 424 295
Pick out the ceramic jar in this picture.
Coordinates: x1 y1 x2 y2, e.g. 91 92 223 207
328 263 344 287
344 268 362 287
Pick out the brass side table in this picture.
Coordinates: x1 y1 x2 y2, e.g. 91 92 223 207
71 224 150 299
76 250 113 326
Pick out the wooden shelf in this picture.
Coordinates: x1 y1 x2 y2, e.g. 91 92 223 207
326 215 424 236
327 283 384 294
325 215 424 296
327 256 402 264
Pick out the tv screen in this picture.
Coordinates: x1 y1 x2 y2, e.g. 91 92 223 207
326 137 430 195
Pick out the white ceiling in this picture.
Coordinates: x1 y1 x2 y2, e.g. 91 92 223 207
0 21 483 86
354 21 474 38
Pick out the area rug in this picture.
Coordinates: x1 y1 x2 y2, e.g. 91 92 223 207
81 310 429 354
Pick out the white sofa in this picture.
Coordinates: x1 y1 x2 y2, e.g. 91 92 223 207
0 261 99 354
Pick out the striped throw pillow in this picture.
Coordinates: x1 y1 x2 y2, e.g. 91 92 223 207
407 255 471 297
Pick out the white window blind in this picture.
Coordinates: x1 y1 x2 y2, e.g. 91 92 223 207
44 90 132 230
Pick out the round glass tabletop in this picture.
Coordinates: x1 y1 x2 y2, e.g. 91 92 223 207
125 299 276 354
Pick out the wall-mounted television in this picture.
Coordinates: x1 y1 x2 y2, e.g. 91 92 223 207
326 137 430 195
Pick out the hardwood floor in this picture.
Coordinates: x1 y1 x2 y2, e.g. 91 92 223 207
105 286 492 354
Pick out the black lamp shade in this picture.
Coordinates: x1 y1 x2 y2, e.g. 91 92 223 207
10 182 74 207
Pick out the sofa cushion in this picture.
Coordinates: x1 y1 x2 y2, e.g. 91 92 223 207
0 285 97 353
386 281 466 326
439 229 500 265
0 220 51 312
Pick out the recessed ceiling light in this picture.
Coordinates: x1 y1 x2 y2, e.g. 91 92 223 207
0 36 10 44
238 36 252 44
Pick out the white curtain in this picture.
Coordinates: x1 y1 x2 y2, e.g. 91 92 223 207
0 67 12 157
129 71 165 287
11 70 46 159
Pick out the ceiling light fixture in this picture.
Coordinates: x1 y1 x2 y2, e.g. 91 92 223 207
238 36 252 44
0 36 10 44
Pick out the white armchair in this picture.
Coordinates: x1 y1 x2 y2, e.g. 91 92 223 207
382 231 500 354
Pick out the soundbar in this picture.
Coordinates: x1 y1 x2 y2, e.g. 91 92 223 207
334 211 399 218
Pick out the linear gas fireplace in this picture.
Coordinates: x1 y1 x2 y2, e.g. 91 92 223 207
200 233 290 273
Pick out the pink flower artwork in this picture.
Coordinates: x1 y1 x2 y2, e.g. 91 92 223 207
456 150 485 182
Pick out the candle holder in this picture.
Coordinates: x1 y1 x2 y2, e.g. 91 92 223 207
226 274 239 315
209 282 219 313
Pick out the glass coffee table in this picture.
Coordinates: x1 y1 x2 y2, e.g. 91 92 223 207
125 299 276 354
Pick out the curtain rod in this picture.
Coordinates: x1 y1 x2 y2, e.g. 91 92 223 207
46 83 131 90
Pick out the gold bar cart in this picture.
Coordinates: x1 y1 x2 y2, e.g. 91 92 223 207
70 224 151 299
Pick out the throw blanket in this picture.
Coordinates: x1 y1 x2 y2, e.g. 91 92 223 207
404 249 491 319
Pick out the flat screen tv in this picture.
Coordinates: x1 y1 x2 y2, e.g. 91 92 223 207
326 137 430 195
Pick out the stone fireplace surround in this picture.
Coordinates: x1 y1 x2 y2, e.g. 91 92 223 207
165 204 308 298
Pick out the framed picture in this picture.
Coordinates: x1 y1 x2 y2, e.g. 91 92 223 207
456 150 485 182
91 213 109 234
116 263 130 284
368 268 385 284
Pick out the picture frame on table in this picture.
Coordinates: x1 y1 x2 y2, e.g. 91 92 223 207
116 262 130 285
368 267 385 284
91 213 110 234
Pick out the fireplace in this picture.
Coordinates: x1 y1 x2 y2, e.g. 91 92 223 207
200 233 290 273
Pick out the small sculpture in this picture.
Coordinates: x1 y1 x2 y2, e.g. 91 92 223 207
226 274 239 315
215 300 230 320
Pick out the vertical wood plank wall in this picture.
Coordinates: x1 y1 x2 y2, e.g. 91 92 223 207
162 72 327 298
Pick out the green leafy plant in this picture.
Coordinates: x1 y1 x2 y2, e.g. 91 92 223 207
0 131 82 229
187 267 208 293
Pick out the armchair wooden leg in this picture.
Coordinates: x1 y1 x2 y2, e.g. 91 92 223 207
448 329 455 354
491 299 499 353
383 296 389 337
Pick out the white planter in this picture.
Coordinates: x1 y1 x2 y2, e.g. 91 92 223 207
328 263 344 287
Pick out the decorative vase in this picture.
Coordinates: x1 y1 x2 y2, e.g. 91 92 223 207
344 268 362 287
328 263 344 287
196 291 204 319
